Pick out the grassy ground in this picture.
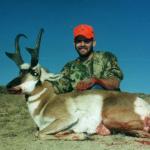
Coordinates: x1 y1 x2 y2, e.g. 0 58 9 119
0 93 149 150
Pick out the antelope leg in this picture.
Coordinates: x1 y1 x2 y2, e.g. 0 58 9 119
39 118 78 135
39 131 90 141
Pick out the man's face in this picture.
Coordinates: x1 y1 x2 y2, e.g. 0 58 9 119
74 36 95 58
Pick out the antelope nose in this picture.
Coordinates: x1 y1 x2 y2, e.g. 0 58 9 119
6 77 21 89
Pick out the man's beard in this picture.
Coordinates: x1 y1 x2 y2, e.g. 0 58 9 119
76 45 94 59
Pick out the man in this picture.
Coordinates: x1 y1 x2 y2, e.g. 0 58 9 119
52 24 123 93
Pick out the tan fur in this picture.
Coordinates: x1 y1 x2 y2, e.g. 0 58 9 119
24 80 150 139
5 61 150 140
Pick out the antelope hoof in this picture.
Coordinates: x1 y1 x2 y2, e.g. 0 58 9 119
96 123 111 136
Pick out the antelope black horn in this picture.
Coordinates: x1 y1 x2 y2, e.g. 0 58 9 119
26 28 44 67
5 34 27 68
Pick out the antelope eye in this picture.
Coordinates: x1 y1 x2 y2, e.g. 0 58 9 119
33 72 38 76
30 70 39 76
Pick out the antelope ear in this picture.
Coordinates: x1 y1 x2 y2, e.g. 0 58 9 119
40 68 62 82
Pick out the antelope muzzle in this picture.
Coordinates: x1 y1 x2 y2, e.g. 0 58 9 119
7 76 22 94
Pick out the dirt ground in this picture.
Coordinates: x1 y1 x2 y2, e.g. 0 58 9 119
0 93 149 150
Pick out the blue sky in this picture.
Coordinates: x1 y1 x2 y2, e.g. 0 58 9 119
0 0 150 94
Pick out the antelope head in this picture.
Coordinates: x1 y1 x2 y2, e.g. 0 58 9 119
6 29 61 94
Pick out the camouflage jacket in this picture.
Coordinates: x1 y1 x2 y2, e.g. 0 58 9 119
52 51 123 93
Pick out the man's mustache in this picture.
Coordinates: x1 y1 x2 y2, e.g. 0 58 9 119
78 46 87 49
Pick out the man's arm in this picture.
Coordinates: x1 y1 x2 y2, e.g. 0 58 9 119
92 77 120 90
96 52 123 90
76 52 123 91
75 77 120 91
103 52 123 79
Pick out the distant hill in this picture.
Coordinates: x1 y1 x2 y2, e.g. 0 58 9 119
137 93 150 100
0 85 7 94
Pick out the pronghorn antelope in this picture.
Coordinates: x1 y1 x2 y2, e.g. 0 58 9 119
6 29 150 140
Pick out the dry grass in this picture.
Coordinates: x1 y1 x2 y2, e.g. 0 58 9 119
0 93 149 150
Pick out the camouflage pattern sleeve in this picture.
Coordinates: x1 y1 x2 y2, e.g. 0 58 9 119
51 62 73 93
102 52 124 81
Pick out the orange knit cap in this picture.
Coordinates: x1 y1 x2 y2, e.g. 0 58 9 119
73 24 94 39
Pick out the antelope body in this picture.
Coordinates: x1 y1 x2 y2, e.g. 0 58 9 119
6 29 150 140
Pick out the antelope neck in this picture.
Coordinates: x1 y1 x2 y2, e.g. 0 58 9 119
27 88 47 102
25 81 56 102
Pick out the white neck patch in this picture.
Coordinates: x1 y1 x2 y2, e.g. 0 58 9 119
20 80 38 94
28 88 47 102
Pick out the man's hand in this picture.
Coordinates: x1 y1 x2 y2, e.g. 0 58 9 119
75 78 96 91
75 77 120 91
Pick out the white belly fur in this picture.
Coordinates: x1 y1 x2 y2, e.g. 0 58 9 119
134 97 150 120
68 94 103 134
